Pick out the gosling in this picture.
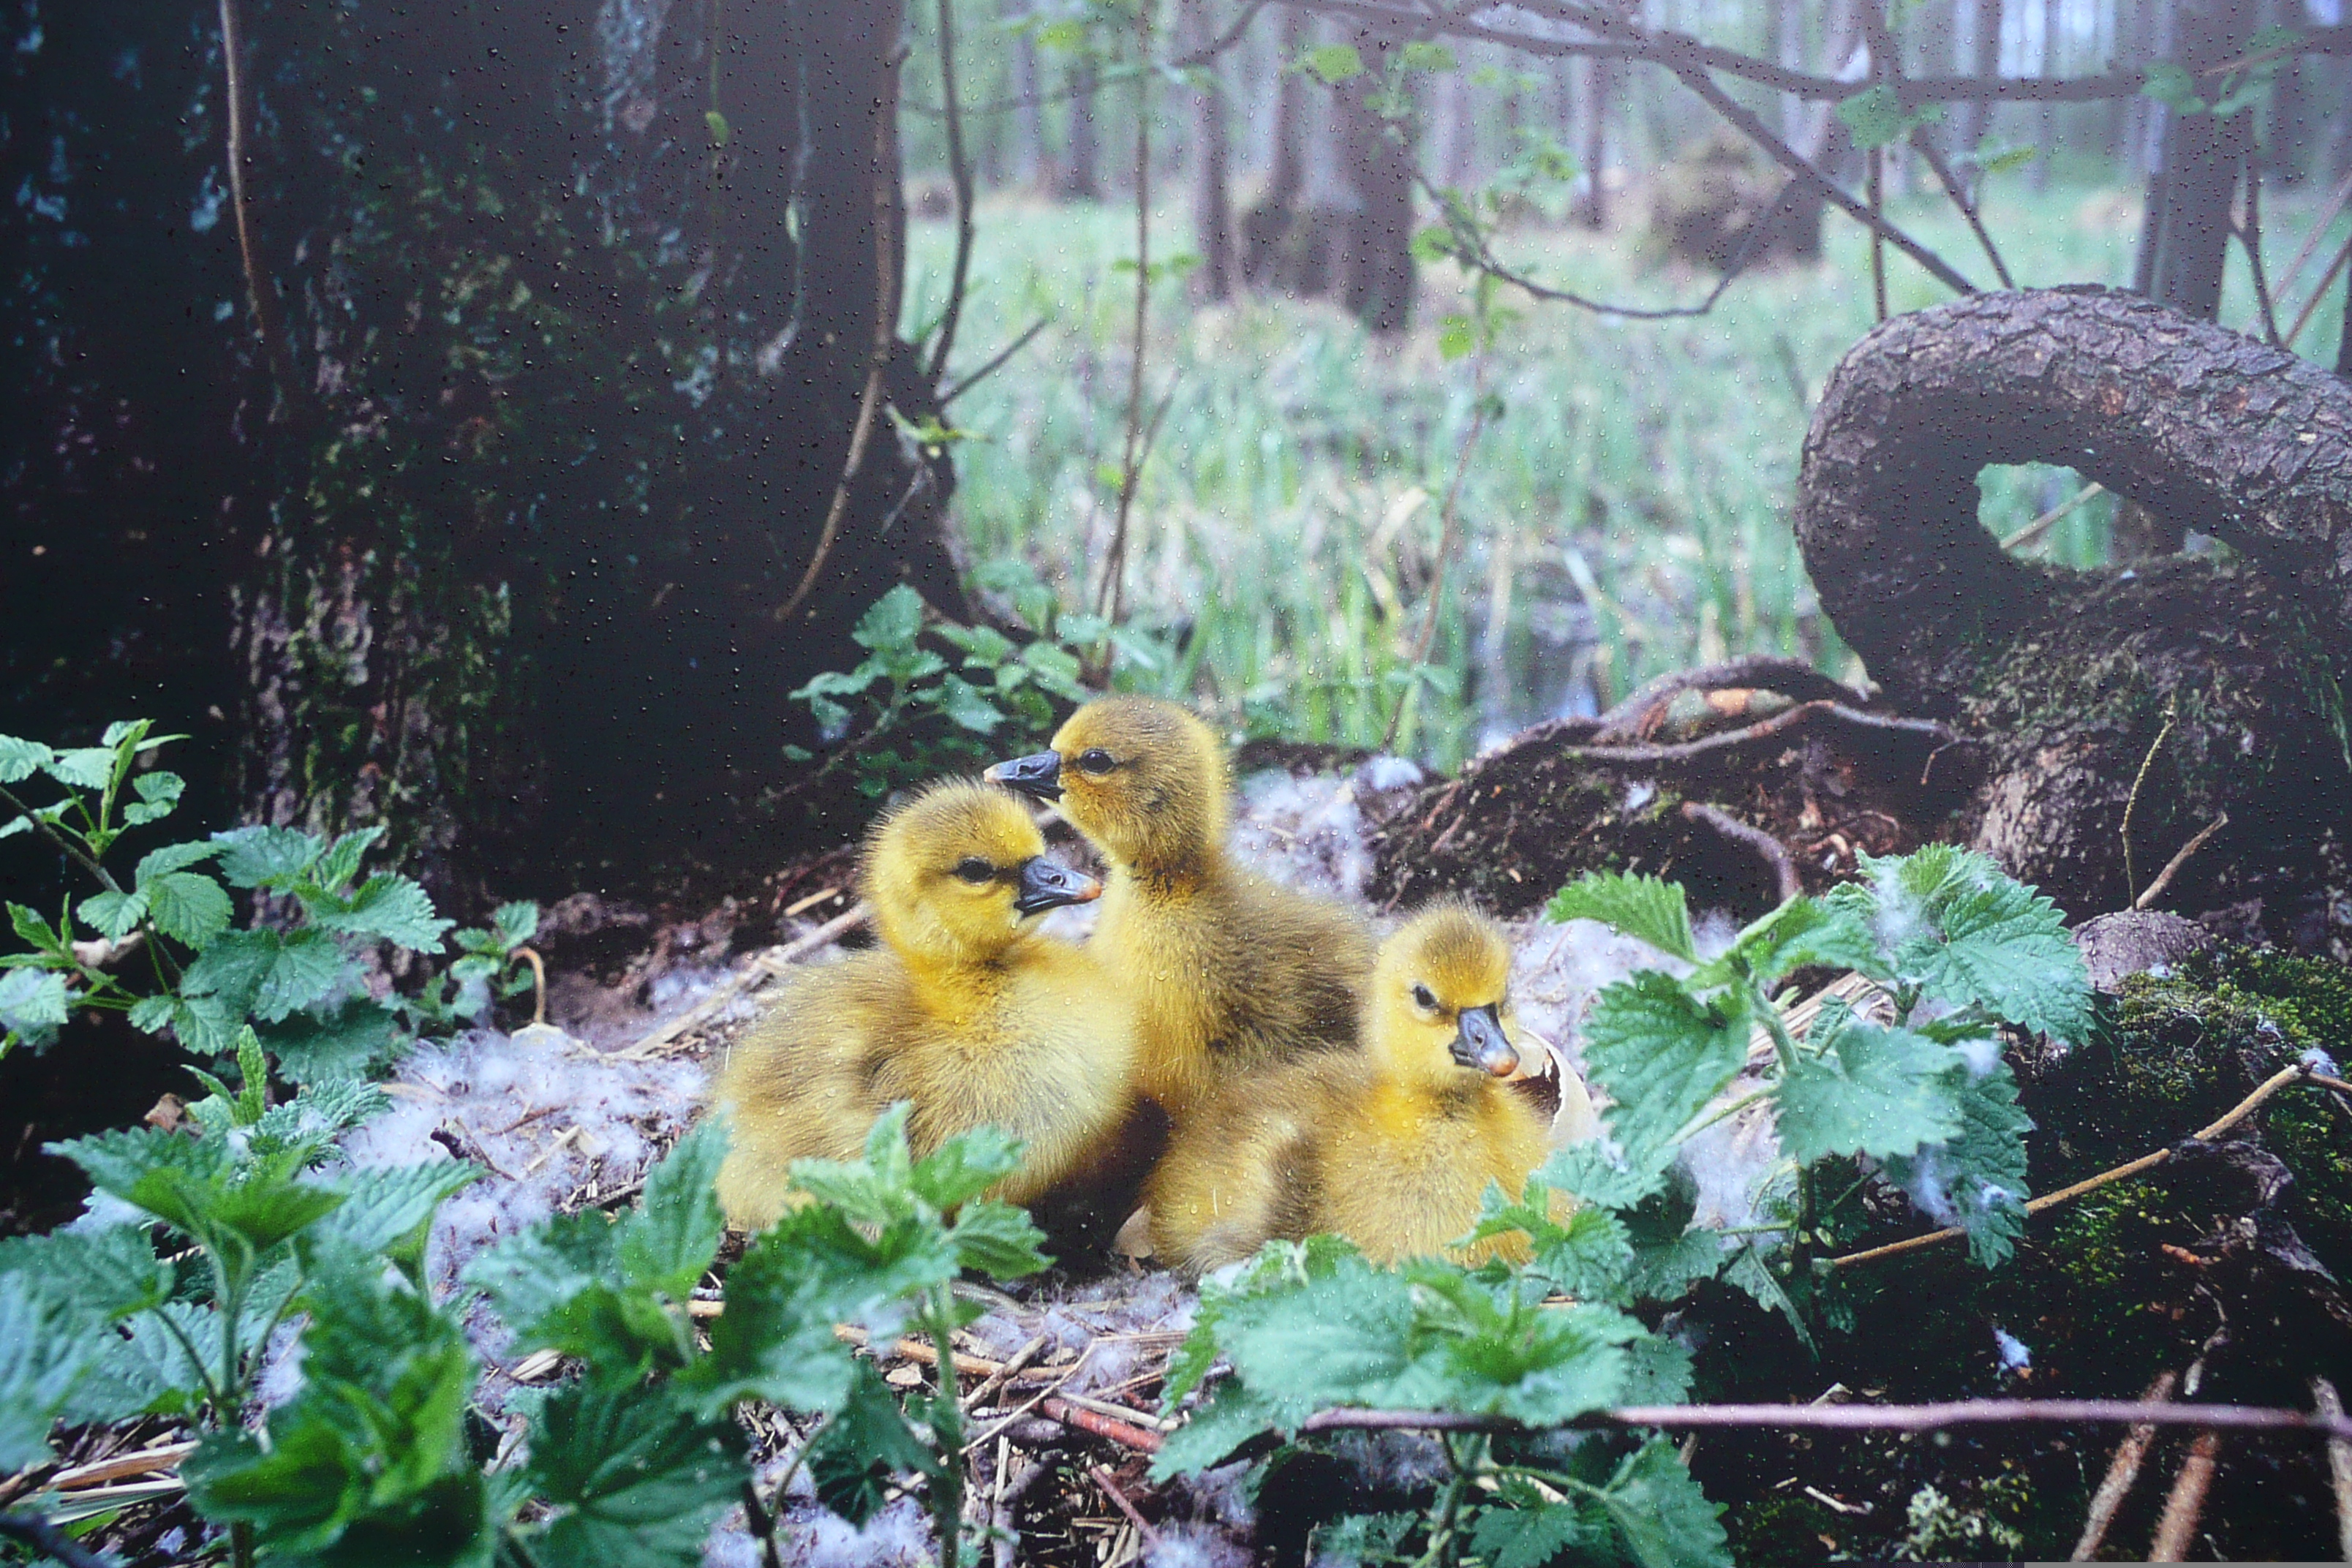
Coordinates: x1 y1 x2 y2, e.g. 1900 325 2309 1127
1144 902 1553 1272
712 780 1135 1232
987 696 1374 1117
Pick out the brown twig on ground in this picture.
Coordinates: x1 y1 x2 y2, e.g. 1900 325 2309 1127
992 1455 1051 1568
1284 1398 2352 1442
1828 1062 2312 1269
964 1335 1049 1412
2148 1428 2222 1561
2122 695 2180 903
44 1441 197 1493
516 946 547 1026
1678 802 1802 904
1090 1465 1161 1544
1553 699 1955 767
612 902 871 1060
2133 813 2230 911
1044 1398 1166 1454
2315 1377 2352 1561
2070 1371 2178 1559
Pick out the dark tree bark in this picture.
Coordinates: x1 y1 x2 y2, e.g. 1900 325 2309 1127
2133 0 2255 320
1575 56 1616 229
1796 287 2352 920
1063 61 1103 201
1334 26 1419 333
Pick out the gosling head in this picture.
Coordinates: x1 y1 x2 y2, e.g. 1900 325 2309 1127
985 696 1228 875
862 780 1101 969
1371 902 1519 1085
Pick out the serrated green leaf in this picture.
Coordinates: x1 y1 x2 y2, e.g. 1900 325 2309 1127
76 888 146 941
1020 641 1089 701
0 1273 94 1469
1733 896 1885 989
1621 1177 1725 1303
1581 971 1749 1163
491 900 540 949
43 746 116 788
1601 1439 1731 1568
0 1224 174 1324
467 1214 679 1384
1470 1501 1599 1568
911 1122 1025 1210
1776 1006 1964 1164
310 824 386 894
851 584 927 652
145 871 232 948
211 824 324 891
947 1200 1051 1279
676 1210 861 1419
0 968 72 1050
935 672 1006 734
1882 1058 2034 1267
134 838 222 886
1721 1241 1811 1348
618 1120 729 1300
1150 1383 1288 1480
802 1361 933 1526
309 1162 480 1279
0 735 54 784
259 999 403 1084
309 872 452 951
1861 846 2093 1043
1319 1510 1422 1567
1547 872 1697 962
1527 1142 1669 1210
519 1382 744 1567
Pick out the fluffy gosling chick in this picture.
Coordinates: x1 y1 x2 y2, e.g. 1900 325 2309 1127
1144 902 1553 1272
987 696 1374 1117
712 780 1134 1232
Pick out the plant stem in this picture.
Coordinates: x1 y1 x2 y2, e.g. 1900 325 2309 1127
0 783 124 894
927 1284 965 1568
1096 1 1155 633
927 0 978 385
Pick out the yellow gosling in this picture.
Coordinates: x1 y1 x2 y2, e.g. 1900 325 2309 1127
1144 902 1554 1272
711 780 1134 1232
987 696 1374 1117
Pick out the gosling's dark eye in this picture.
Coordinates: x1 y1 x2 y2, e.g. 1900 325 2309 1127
1411 984 1439 1011
1076 747 1117 775
953 857 995 884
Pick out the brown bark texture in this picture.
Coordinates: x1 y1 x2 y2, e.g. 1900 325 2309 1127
1798 285 2352 924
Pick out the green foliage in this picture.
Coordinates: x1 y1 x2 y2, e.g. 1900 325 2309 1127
1 720 541 1074
1835 85 1945 150
787 575 1165 800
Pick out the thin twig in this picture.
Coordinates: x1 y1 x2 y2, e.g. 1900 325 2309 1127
2285 227 2352 350
1286 1398 2352 1442
775 57 903 626
1043 1397 1165 1453
516 946 547 1026
1911 126 2016 289
964 1335 1048 1412
2071 1371 2178 1559
1679 802 1802 904
1382 360 1495 752
1828 1061 2313 1269
1090 1466 1161 1543
2313 1377 2352 1562
1867 146 1888 321
611 902 871 1060
2148 1428 2221 1561
1551 698 1957 767
925 0 977 385
902 0 1270 118
940 317 1052 406
46 1442 198 1492
2277 167 2352 301
2122 695 2179 904
2133 813 2229 911
2000 480 2106 551
217 0 306 417
1096 1 1155 630
2237 151 2285 350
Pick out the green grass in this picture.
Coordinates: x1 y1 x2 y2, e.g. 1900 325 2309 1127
904 175 2352 770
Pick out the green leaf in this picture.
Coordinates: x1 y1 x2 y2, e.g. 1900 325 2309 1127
1436 312 1477 362
2141 60 2206 113
43 746 117 789
1470 1501 1599 1568
1298 42 1364 83
1150 1384 1288 1479
910 1122 1025 1210
1411 223 1459 264
72 893 145 954
1581 972 1750 1164
1547 872 1697 962
1528 1142 1669 1210
1398 39 1457 72
0 968 72 1051
0 1224 174 1324
803 1362 935 1526
310 872 453 951
521 1382 745 1567
309 1162 480 1280
1856 846 2093 1043
1776 1006 1964 1164
618 1120 730 1300
676 1210 860 1419
1722 1241 1811 1348
1019 639 1090 702
947 1200 1052 1280
211 824 325 891
851 584 927 652
1731 897 1885 990
260 999 403 1084
1882 1058 2034 1267
134 838 223 885
704 108 729 146
0 735 54 784
1600 1439 1732 1568
0 1273 94 1470
467 1215 680 1384
1496 1200 1635 1305
1834 83 1943 148
310 824 386 894
490 900 540 949
7 903 64 955
144 870 232 948
935 672 1006 734
1621 1178 1728 1304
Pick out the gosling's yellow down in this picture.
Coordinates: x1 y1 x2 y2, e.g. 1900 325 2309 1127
1144 902 1553 1272
987 696 1375 1117
711 780 1136 1232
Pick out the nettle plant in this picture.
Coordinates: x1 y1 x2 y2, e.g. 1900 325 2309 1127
0 720 540 1077
785 569 1166 800
1153 846 2093 1565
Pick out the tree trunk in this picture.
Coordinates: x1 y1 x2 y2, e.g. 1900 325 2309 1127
1014 3 1049 191
1947 0 2004 165
2030 0 2059 192
1575 56 1615 229
1183 0 1235 300
2133 0 2255 321
1334 25 1418 333
1795 287 2352 920
1063 60 1103 201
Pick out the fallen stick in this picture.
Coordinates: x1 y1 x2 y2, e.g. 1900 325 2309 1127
1044 1398 1165 1454
2315 1377 2352 1563
2070 1371 2176 1560
2147 1428 2221 1561
610 902 870 1060
1284 1398 2352 1444
45 1441 198 1493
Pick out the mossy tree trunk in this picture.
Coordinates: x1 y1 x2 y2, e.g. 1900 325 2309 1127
1796 286 2352 925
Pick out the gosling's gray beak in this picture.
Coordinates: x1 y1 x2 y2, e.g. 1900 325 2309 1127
1013 858 1100 916
1450 1004 1518 1077
987 751 1063 802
